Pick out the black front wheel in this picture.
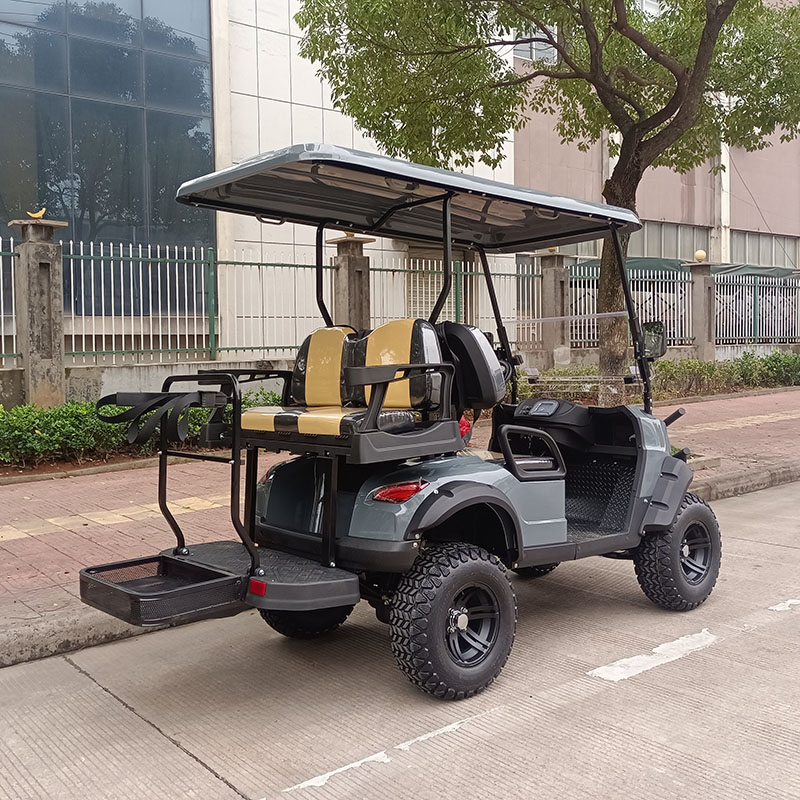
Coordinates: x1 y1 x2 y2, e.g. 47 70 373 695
260 605 354 639
634 494 721 611
390 542 517 700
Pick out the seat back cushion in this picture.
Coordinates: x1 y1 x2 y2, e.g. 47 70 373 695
440 321 506 409
348 319 443 409
290 326 354 406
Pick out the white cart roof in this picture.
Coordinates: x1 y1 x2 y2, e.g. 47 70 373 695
177 143 641 253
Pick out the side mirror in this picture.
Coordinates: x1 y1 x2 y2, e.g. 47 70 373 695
642 321 667 360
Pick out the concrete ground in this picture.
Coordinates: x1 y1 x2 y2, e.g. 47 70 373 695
1 481 799 800
2 388 800 667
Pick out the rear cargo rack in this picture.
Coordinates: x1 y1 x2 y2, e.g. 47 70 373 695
80 555 246 626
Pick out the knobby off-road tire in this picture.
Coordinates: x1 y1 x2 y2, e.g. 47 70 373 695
259 605 354 639
633 493 721 611
512 563 559 579
390 542 517 700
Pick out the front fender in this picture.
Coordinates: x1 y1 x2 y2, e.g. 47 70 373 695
642 456 693 532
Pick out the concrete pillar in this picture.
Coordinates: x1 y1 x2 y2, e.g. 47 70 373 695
690 261 716 362
8 218 68 407
539 251 571 369
709 142 731 264
328 233 374 330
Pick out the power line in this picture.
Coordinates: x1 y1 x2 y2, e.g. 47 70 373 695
729 151 797 269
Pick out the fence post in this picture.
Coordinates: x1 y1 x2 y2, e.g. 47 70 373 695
205 246 217 360
540 251 570 369
454 260 462 323
752 278 760 344
329 233 373 329
8 218 68 407
690 261 715 361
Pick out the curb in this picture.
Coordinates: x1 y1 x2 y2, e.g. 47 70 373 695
0 604 154 669
2 459 800 672
0 455 186 486
691 458 800 503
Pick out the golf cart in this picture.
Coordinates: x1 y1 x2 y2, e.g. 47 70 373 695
81 144 722 700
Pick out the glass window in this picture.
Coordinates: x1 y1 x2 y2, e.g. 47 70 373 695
514 25 557 64
645 221 661 256
69 36 142 103
146 110 213 244
145 51 210 114
0 86 71 234
67 0 140 46
662 222 678 258
0 0 65 30
627 227 644 257
0 22 67 91
70 98 146 243
143 0 210 59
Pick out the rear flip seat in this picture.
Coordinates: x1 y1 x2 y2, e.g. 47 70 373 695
241 319 442 436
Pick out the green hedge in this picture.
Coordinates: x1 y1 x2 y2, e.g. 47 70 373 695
652 351 800 398
516 351 800 404
0 387 282 467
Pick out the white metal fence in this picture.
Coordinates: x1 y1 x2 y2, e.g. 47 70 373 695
216 255 334 361
63 241 212 366
0 238 17 369
3 236 800 371
716 273 800 344
569 262 694 347
370 256 524 345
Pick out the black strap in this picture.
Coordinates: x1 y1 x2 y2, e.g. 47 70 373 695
97 391 225 445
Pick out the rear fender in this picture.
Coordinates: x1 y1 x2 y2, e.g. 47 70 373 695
407 480 522 560
641 456 693 532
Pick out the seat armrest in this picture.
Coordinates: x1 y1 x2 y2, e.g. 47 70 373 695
197 368 293 404
344 363 455 433
344 362 452 387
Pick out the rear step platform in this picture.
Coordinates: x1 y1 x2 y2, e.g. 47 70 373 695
80 541 361 627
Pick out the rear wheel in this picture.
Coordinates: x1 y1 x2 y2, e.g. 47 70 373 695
512 563 559 579
633 494 721 611
390 542 517 700
259 605 354 638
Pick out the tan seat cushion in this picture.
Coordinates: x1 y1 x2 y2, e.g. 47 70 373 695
241 406 415 436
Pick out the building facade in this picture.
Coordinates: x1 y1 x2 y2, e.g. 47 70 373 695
0 0 797 272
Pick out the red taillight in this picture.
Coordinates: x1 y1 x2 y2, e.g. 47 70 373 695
372 480 428 503
249 578 267 596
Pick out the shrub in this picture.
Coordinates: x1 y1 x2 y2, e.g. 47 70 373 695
515 350 800 404
0 386 285 467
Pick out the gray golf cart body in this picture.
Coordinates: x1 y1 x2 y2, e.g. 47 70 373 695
80 144 697 677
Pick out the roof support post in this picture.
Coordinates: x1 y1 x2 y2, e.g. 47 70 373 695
429 195 453 324
610 226 652 414
316 223 334 327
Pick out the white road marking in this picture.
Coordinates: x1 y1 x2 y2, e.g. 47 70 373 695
768 599 800 612
282 710 493 792
395 710 493 751
587 629 718 682
283 751 391 792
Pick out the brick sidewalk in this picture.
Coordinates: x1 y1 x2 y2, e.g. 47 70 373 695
1 389 799 666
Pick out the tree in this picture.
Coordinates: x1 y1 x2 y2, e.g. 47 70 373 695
297 0 800 381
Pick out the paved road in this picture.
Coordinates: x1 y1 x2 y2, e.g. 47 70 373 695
2 483 800 800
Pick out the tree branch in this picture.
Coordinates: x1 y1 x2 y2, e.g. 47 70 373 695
637 0 739 166
611 0 687 81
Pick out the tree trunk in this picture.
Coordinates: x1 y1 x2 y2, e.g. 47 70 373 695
597 168 640 406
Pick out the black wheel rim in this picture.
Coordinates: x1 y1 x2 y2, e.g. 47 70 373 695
680 523 713 585
445 584 501 667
